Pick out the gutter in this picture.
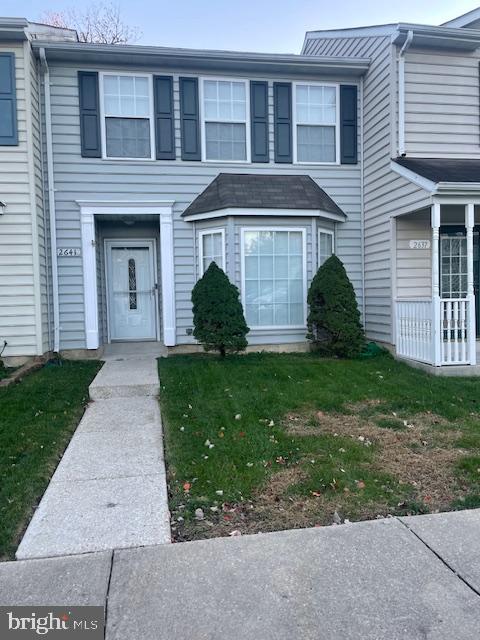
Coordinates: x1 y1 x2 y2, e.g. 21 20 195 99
397 29 413 157
39 47 60 353
359 75 366 322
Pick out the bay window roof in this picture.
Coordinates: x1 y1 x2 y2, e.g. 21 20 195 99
181 173 346 220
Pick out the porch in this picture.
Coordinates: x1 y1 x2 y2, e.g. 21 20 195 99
394 201 479 370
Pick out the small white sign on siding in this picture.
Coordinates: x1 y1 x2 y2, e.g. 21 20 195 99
57 248 82 257
409 240 430 250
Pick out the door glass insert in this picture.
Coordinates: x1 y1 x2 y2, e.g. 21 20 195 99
440 236 467 298
128 258 137 309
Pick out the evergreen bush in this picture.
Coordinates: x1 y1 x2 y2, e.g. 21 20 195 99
306 254 364 358
192 262 249 356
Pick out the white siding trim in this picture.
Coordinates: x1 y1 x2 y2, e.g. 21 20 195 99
183 206 346 223
390 161 437 193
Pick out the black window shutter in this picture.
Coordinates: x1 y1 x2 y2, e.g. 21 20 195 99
250 81 269 163
273 82 292 163
0 53 18 145
179 77 200 161
78 71 101 158
153 76 175 160
340 85 357 164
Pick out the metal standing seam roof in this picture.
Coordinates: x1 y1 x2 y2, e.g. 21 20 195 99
181 173 346 218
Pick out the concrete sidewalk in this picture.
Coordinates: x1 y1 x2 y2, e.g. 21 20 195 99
16 347 170 560
3 511 480 639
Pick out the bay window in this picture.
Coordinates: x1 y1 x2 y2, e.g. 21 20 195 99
294 83 338 163
318 229 334 266
202 79 249 161
243 229 305 328
199 229 225 274
101 73 154 159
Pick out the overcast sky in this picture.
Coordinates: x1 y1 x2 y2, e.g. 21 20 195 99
3 0 480 52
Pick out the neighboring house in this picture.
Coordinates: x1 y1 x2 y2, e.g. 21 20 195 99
1 8 480 370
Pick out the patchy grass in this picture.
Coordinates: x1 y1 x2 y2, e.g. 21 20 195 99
0 360 101 559
159 352 480 541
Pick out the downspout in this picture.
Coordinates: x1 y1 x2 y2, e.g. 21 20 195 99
39 48 60 353
398 30 413 157
359 75 366 322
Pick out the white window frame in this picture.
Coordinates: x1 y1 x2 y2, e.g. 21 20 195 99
99 71 156 161
240 226 307 331
292 82 340 166
318 227 335 267
199 76 251 163
198 228 226 275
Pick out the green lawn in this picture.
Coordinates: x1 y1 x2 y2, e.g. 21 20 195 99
159 352 480 540
0 360 101 559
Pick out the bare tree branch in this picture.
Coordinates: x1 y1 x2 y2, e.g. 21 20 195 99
41 2 141 44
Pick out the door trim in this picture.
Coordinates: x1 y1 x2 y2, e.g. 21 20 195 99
104 239 159 343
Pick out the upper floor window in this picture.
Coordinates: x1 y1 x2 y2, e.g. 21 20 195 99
294 83 339 164
201 79 249 162
101 73 154 159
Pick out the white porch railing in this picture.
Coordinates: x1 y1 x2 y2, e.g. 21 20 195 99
395 299 433 364
395 298 474 366
440 298 470 365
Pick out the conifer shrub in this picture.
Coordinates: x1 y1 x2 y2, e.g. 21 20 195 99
306 254 364 358
192 262 249 356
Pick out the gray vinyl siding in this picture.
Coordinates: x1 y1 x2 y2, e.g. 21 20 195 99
395 211 431 298
404 48 480 157
0 42 45 357
304 34 431 343
48 62 363 349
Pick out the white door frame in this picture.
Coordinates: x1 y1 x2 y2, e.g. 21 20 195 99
76 200 176 348
104 238 160 343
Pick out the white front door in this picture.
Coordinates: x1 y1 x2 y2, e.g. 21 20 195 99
106 241 157 341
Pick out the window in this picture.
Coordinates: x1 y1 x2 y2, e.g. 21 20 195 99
242 229 305 328
318 229 334 266
128 258 137 309
101 73 154 159
199 229 225 274
440 235 468 298
294 83 338 163
202 79 249 161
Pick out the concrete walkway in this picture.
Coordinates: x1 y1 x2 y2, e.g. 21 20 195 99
16 345 170 560
3 511 480 638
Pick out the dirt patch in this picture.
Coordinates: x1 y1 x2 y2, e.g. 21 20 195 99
170 408 475 543
284 409 466 509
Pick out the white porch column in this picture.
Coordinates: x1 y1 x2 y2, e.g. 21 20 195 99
80 211 99 350
431 202 441 366
160 208 176 346
466 203 476 365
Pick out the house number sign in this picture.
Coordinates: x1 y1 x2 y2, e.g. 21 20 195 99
409 240 430 250
57 248 82 257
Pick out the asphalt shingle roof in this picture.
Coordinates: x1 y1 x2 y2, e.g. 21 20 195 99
181 173 346 218
394 157 480 183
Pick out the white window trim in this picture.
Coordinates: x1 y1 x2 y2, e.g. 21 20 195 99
198 228 226 275
199 76 251 163
318 227 335 267
292 81 340 166
99 71 156 161
240 226 307 331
